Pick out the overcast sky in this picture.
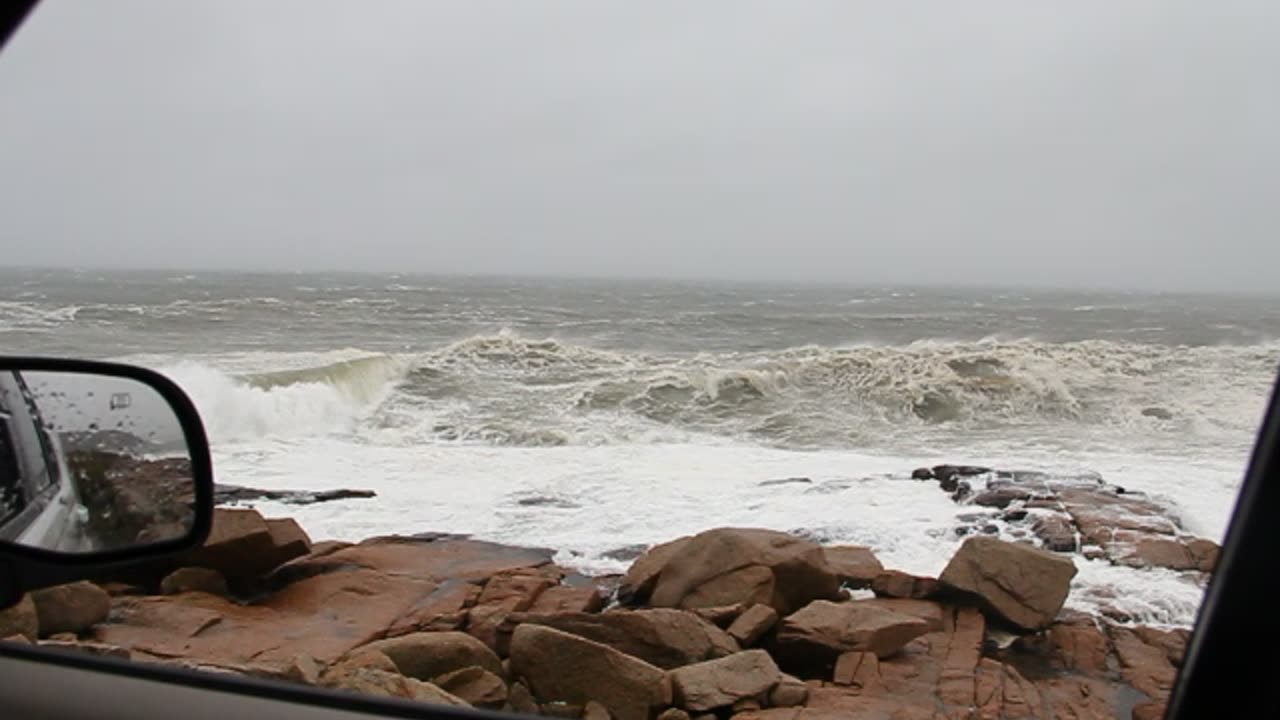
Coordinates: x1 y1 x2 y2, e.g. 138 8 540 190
0 1 1276 291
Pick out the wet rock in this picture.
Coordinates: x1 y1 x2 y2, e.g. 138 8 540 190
727 604 778 647
633 528 842 616
758 477 812 487
775 600 932 664
214 484 376 505
31 582 110 637
1029 511 1077 550
509 624 671 720
1141 407 1174 421
656 709 691 720
510 608 738 669
939 536 1078 631
911 468 934 480
160 567 229 596
669 650 782 712
822 546 883 589
971 484 1032 509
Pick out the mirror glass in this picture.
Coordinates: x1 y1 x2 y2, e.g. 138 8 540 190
0 368 196 554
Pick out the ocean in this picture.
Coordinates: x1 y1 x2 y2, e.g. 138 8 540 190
3 267 1278 626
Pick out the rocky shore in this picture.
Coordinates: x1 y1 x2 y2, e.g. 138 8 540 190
1 465 1218 720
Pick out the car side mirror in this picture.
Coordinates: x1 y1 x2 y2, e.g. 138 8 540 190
0 357 213 605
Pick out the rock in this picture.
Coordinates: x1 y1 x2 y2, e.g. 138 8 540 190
727 604 778 647
869 571 939 600
758 477 811 487
933 465 992 492
31 582 110 637
214 483 376 505
692 604 747 628
1133 702 1168 720
36 639 130 659
1031 515 1079 552
617 535 693 605
911 468 934 480
468 569 559 653
1109 626 1178 700
669 650 782 712
1186 538 1220 573
1134 626 1191 667
939 536 1078 631
858 598 945 632
2 634 31 644
179 508 278 581
822 546 883 588
509 624 671 720
0 595 37 642
160 567 229 596
775 600 932 664
832 651 873 687
769 675 809 708
512 608 738 669
329 668 469 706
322 649 400 686
732 698 763 713
265 518 312 561
657 709 692 720
529 585 607 614
362 631 503 681
638 528 842 616
583 700 612 720
386 579 482 636
971 485 1032 509
432 666 508 708
508 681 540 715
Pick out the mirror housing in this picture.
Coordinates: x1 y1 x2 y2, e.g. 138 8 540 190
0 357 213 605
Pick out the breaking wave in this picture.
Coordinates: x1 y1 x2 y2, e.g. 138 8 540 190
160 355 409 444
154 332 1279 450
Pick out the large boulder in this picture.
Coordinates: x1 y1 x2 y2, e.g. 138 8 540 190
939 536 1077 630
627 528 842 616
822 546 883 588
0 595 38 642
360 631 502 681
512 609 738 669
30 582 110 637
775 600 932 664
508 624 671 720
669 650 783 712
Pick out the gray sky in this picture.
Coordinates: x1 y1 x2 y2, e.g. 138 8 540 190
0 1 1276 291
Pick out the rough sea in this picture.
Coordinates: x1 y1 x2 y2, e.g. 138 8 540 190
4 267 1278 626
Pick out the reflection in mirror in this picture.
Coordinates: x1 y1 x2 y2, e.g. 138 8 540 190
0 369 195 554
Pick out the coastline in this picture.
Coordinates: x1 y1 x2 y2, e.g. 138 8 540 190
1 467 1214 719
